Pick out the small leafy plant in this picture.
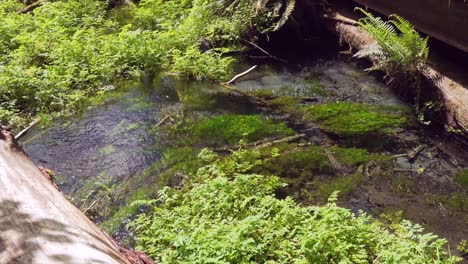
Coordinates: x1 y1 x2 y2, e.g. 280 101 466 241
128 149 460 263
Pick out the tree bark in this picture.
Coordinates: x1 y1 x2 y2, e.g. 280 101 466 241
0 126 131 264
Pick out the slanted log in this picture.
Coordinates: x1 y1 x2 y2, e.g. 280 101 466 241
0 126 131 264
324 12 468 132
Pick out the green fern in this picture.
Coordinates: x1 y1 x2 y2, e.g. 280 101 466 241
354 7 429 74
354 8 429 111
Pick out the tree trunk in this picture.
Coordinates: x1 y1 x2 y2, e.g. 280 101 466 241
0 126 131 264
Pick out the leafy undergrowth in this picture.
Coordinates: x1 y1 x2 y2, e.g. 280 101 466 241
128 149 460 263
0 0 290 128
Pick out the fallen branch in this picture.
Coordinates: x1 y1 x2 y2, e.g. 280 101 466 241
154 115 171 128
17 0 49 14
215 133 306 152
226 65 258 85
322 13 359 25
14 118 40 140
239 38 288 63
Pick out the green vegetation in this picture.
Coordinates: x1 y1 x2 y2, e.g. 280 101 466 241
129 149 460 263
195 114 294 145
354 8 429 110
304 103 408 136
259 146 333 178
455 169 468 190
354 8 429 75
0 0 291 128
314 173 364 201
163 114 294 147
430 193 468 216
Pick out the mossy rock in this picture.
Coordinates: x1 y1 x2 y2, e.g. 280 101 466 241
304 103 409 136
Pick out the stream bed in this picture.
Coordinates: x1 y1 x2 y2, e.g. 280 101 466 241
20 57 468 254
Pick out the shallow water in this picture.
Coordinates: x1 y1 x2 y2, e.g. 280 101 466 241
20 58 468 254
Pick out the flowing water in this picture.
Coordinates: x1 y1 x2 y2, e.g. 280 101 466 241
20 58 468 253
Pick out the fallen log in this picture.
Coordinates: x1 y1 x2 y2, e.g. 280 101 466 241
324 12 468 133
0 126 151 264
17 0 49 14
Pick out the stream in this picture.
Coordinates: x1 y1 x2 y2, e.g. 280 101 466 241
20 57 468 252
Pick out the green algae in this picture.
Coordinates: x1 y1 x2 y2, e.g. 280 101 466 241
97 144 115 156
304 103 409 136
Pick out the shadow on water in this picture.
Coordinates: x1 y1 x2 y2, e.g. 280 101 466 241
0 200 123 264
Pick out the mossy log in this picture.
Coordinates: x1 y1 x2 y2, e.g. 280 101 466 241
324 12 468 133
0 126 132 264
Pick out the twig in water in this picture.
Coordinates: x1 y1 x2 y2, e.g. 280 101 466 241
226 65 258 85
15 118 40 140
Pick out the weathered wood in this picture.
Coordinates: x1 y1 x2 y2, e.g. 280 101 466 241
17 0 49 14
324 12 468 132
226 65 258 85
0 126 131 264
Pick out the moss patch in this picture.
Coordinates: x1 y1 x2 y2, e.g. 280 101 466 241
455 169 468 190
258 146 333 179
313 173 364 202
195 114 294 145
304 103 409 136
97 144 115 156
100 186 156 234
429 193 468 216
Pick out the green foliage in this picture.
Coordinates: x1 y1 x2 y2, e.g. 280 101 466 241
305 103 408 136
195 114 294 145
354 8 429 74
171 47 235 80
129 149 460 263
454 169 468 190
0 0 291 128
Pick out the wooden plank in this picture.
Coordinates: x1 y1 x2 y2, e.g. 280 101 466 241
0 127 131 264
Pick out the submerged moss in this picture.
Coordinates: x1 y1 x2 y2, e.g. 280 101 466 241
97 144 116 156
331 146 371 166
100 186 157 234
455 169 468 190
429 193 468 216
195 114 294 145
301 173 364 203
100 147 203 234
258 146 333 179
305 79 331 96
304 103 409 136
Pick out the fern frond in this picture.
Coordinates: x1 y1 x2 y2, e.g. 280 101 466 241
355 7 429 74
